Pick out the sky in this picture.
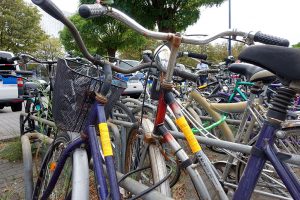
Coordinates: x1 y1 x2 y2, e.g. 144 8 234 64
25 0 300 45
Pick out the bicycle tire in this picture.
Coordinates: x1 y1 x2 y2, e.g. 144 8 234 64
129 102 181 187
111 101 136 123
125 127 171 197
25 98 53 136
32 132 79 200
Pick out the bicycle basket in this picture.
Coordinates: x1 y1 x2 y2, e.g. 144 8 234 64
53 58 127 132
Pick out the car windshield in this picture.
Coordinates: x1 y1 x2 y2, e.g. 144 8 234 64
118 60 139 70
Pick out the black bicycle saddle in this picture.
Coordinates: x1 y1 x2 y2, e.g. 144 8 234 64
228 63 263 80
238 45 300 82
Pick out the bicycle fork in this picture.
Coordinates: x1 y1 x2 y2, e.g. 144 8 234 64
157 125 211 200
165 91 228 200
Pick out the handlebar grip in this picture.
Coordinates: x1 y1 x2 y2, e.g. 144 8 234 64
142 54 152 63
32 0 65 21
173 68 198 82
79 4 107 18
253 31 289 47
207 69 220 73
187 52 207 60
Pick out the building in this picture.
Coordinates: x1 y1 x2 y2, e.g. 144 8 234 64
40 10 72 37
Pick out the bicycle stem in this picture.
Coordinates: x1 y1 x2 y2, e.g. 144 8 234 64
165 34 181 83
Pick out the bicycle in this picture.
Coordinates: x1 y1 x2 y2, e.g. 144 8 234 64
77 2 293 200
17 54 57 136
29 1 297 199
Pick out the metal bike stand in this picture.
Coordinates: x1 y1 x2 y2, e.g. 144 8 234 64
21 132 53 200
20 112 56 128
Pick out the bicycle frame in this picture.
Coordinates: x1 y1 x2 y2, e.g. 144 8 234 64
148 36 228 200
228 81 254 102
233 121 300 199
36 102 120 200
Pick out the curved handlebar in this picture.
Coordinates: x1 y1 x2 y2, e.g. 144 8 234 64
19 54 57 65
31 0 290 79
78 4 289 47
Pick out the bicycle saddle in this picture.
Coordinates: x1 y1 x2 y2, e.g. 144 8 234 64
228 63 263 80
238 45 300 82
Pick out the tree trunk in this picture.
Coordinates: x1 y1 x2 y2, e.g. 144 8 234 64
107 48 117 62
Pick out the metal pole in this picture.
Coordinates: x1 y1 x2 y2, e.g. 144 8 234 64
228 0 232 56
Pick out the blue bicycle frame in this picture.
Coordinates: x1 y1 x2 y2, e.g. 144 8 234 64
233 120 300 199
39 102 120 200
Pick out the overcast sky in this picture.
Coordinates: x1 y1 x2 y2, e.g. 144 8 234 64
26 0 300 45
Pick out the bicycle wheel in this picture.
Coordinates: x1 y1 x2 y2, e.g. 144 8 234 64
125 126 171 197
25 98 53 136
111 101 136 123
32 132 78 200
130 102 181 187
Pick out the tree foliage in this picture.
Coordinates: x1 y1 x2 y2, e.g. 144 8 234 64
119 38 162 60
59 13 146 60
0 0 47 53
114 0 225 32
34 37 64 60
292 42 300 48
178 42 246 68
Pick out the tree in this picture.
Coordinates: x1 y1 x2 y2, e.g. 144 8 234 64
0 0 47 54
59 14 146 60
118 38 162 60
34 37 64 60
292 42 300 48
177 42 246 68
112 0 225 33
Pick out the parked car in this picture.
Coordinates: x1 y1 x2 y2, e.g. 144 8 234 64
115 59 144 98
0 51 24 112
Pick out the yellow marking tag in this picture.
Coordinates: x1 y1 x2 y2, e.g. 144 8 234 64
198 84 208 89
99 123 113 156
175 116 201 153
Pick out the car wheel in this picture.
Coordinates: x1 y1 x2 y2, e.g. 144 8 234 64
0 105 4 109
11 103 22 112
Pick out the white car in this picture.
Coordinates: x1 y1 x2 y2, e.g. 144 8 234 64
116 60 144 98
0 51 24 112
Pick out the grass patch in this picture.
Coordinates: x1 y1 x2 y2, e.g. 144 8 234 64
0 138 22 162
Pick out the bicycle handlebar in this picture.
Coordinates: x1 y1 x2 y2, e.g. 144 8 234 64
78 3 289 46
253 31 289 47
196 69 220 75
178 52 207 60
31 0 290 80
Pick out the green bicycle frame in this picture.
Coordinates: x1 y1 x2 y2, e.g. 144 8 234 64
228 81 254 102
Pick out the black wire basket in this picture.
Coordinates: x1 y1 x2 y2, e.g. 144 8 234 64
52 58 127 132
